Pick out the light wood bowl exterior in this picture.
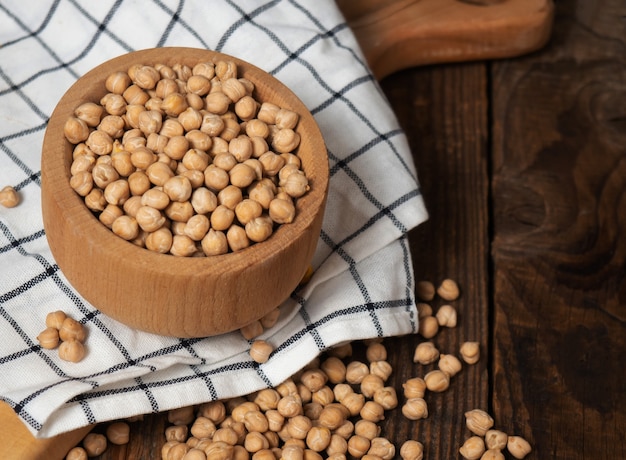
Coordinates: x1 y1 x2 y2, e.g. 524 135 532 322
41 47 328 338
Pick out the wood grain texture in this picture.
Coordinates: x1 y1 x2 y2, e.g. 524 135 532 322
490 0 626 457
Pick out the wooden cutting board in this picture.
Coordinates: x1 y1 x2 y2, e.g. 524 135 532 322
0 0 553 458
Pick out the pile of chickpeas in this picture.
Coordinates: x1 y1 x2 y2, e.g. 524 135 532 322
63 278 533 460
64 59 310 257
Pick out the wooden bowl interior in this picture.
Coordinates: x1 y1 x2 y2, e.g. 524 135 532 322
41 47 328 337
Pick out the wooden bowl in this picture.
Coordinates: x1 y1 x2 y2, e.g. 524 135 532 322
41 47 328 337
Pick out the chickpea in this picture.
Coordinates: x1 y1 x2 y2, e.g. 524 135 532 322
201 229 228 256
465 409 494 436
0 186 20 208
249 340 273 364
37 327 60 349
226 224 250 252
106 421 130 445
400 440 424 460
145 227 173 254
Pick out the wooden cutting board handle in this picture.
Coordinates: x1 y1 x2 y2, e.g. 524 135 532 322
337 0 555 79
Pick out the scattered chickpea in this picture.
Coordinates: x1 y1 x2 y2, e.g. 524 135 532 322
58 339 86 363
400 440 424 460
437 278 460 301
65 446 88 460
460 341 481 364
367 437 395 460
438 354 463 377
249 340 273 364
402 377 426 399
37 327 60 349
401 398 428 420
0 185 20 208
82 432 107 457
480 448 505 460
416 280 435 301
507 435 532 459
484 429 508 451
459 436 486 460
106 421 130 445
465 409 495 436
417 315 439 339
413 341 440 365
435 304 457 328
424 369 450 392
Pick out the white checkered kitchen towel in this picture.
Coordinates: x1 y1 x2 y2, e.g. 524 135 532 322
0 0 427 438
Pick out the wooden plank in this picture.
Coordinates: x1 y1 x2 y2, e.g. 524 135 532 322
490 0 626 457
337 0 554 79
379 62 491 459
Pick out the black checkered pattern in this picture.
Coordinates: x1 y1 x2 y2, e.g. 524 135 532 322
0 0 427 437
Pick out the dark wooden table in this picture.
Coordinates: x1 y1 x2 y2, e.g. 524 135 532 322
93 1 625 458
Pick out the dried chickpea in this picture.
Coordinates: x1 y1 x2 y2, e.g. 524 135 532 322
341 392 365 417
99 204 124 228
436 304 457 327
136 205 166 232
320 357 346 384
416 280 435 301
507 436 532 459
465 409 494 436
59 317 86 342
184 214 210 241
359 401 385 423
438 354 463 377
365 342 387 362
82 432 107 456
249 340 273 364
170 234 198 257
201 229 228 256
169 405 195 425
345 361 369 384
306 425 331 452
400 440 424 460
424 370 450 392
191 416 217 439
277 394 304 418
268 197 295 224
226 225 250 252
106 421 130 445
373 386 398 410
418 315 439 339
460 341 481 364
165 201 194 223
437 278 460 300
481 449 505 460
367 437 395 460
459 436 486 460
347 435 371 458
280 170 309 198
165 425 188 443
64 117 90 144
74 102 103 127
484 430 508 451
369 361 392 382
413 341 440 365
360 374 384 398
65 446 88 460
245 216 274 243
401 398 428 420
37 327 60 349
244 431 270 453
70 171 94 196
46 310 67 330
182 448 207 460
354 420 380 441
112 215 139 240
